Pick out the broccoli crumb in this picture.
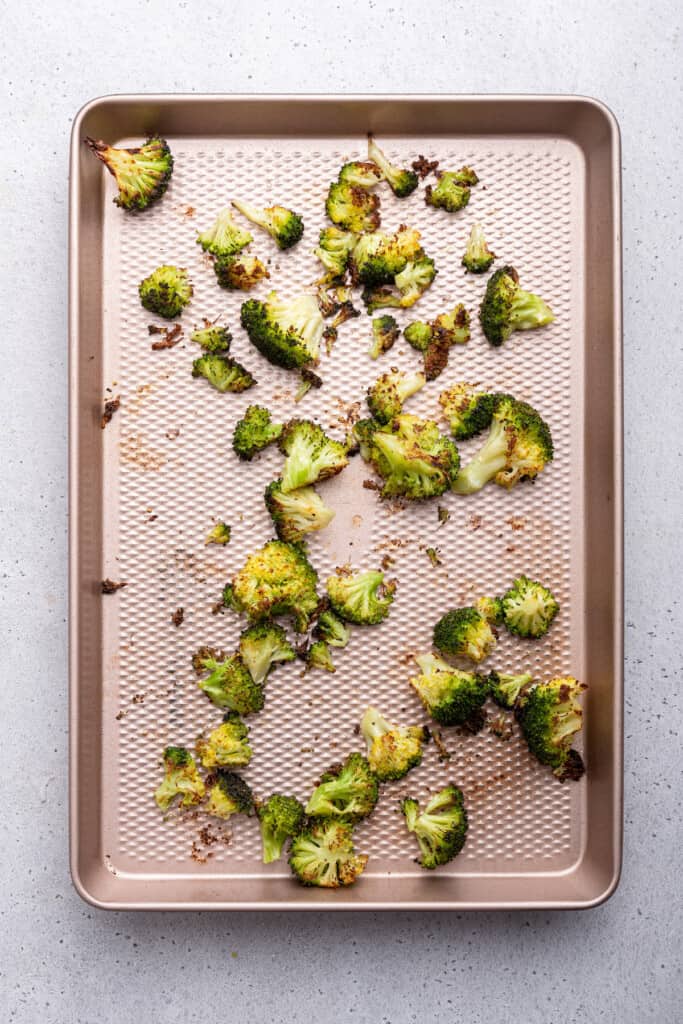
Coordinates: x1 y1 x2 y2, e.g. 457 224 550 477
101 578 126 594
425 547 442 567
171 607 184 627
437 506 450 525
101 397 121 429
411 155 439 179
150 323 183 350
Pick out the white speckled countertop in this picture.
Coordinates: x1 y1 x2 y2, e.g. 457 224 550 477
1 1 681 1020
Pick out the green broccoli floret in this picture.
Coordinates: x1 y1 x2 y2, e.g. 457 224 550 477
206 770 254 820
360 706 429 782
369 315 400 359
367 137 419 197
314 226 359 281
474 595 504 626
488 670 534 709
326 569 396 625
241 291 323 370
479 265 554 346
213 253 270 291
278 419 349 492
425 167 479 212
439 383 495 440
404 305 471 381
462 223 496 273
205 521 231 545
232 200 304 250
306 639 336 673
501 575 559 638
305 752 378 821
325 180 381 233
356 414 460 500
232 404 283 461
196 207 253 257
192 353 255 393
154 746 205 811
197 653 265 714
258 794 306 863
84 135 173 212
338 160 383 188
289 819 368 887
230 540 319 632
366 369 426 424
362 256 437 311
265 479 335 544
411 654 490 726
196 711 252 768
451 393 554 494
190 323 232 353
516 677 587 780
433 606 497 663
138 265 192 319
400 785 468 869
314 609 350 649
349 226 423 288
238 621 296 685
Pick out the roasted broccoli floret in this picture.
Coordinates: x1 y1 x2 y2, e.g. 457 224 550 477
356 414 460 500
338 160 383 188
238 621 296 685
197 653 265 714
501 575 559 638
367 137 419 197
230 540 319 632
278 419 349 492
474 595 504 625
479 265 554 346
196 711 252 768
362 256 437 311
314 609 350 649
400 785 468 869
369 315 400 359
439 383 494 440
314 226 359 281
154 746 205 811
265 479 335 544
232 200 304 250
516 677 587 780
191 323 232 353
196 207 253 257
366 369 426 424
84 135 173 211
488 670 534 709
205 521 231 545
305 752 378 821
192 353 255 393
206 770 254 820
289 819 368 887
241 291 323 370
326 569 396 625
139 265 192 319
258 794 306 863
326 180 381 233
425 167 478 212
213 253 270 291
404 305 470 381
462 223 496 273
360 706 428 782
349 226 423 288
452 394 554 494
232 404 283 461
306 639 336 673
433 606 497 663
411 654 490 726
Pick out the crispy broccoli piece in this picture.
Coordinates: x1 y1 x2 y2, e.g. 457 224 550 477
479 265 554 346
306 639 336 673
369 315 400 359
411 654 490 726
474 596 504 625
205 521 231 545
451 393 554 494
241 291 323 370
258 794 306 863
278 419 349 492
366 369 426 424
314 226 359 281
154 746 205 811
314 609 350 649
232 200 304 250
138 265 192 319
439 383 494 440
206 769 254 820
367 137 418 197
516 677 587 780
326 569 396 625
289 819 368 887
213 253 270 291
232 404 282 461
191 323 232 353
488 670 534 709
462 223 496 273
501 575 559 638
196 711 252 768
84 135 173 212
197 653 265 714
362 256 437 311
325 180 381 233
350 226 423 288
404 304 470 381
265 479 335 544
425 167 478 212
360 706 429 782
356 414 460 500
400 785 468 869
192 353 255 393
238 621 296 685
196 207 252 257
338 161 383 188
433 606 497 663
305 752 378 821
230 540 319 631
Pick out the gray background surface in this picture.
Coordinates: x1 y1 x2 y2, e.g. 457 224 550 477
1 1 681 1021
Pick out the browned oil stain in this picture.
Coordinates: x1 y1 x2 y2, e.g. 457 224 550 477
119 433 166 471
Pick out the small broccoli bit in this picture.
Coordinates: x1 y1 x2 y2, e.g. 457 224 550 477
516 677 587 780
154 746 205 812
289 819 368 888
425 166 479 213
258 794 306 864
404 304 470 381
196 711 252 768
232 404 283 461
501 575 559 639
230 540 319 632
356 414 460 500
214 253 270 291
462 223 496 273
411 654 490 726
192 353 255 393
400 785 468 869
366 369 426 425
325 180 381 233
438 383 494 441
369 315 400 359
205 521 231 545
349 226 423 288
305 752 378 821
191 323 232 353
294 367 323 404
338 160 383 188
238 621 296 686
367 137 419 198
232 200 304 250
488 670 534 709
433 606 497 663
278 419 349 493
84 135 173 212
360 706 429 782
426 547 442 567
474 595 504 626
206 770 255 820
326 569 396 625
452 393 554 494
314 609 350 649
479 265 555 346
241 291 323 370
362 256 437 312
306 639 336 673
196 207 253 257
139 265 193 319
265 479 335 545
314 226 359 281
197 653 265 714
